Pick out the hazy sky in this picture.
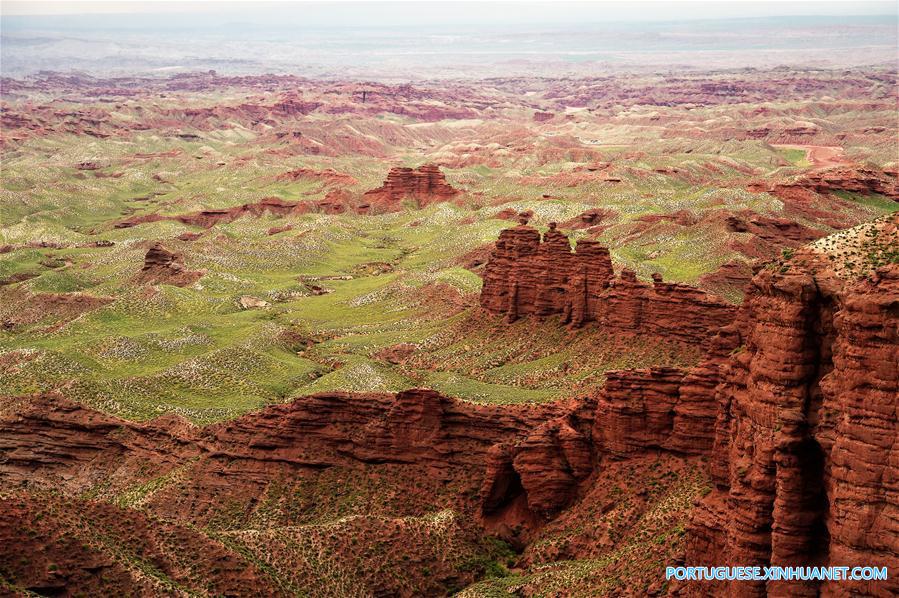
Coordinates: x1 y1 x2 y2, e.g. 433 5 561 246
4 1 897 25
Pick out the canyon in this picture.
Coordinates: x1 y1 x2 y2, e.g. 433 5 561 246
2 55 898 596
2 216 896 596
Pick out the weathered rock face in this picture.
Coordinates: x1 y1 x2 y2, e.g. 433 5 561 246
724 212 824 245
593 367 686 457
363 164 459 208
487 217 899 596
802 166 898 199
0 389 559 521
588 310 749 460
480 223 615 324
6 216 897 595
479 398 596 536
480 224 735 347
723 211 827 260
686 258 899 597
134 242 203 287
0 390 561 596
0 395 201 494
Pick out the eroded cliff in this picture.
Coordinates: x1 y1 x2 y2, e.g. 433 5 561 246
479 222 736 347
363 164 459 208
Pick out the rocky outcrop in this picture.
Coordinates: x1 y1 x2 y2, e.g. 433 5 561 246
722 211 826 260
134 243 203 287
113 174 455 228
363 164 459 208
478 398 597 547
480 222 615 324
0 395 200 494
593 367 686 457
275 166 357 187
724 212 823 245
802 166 898 199
479 217 899 596
589 316 746 461
0 389 559 520
480 223 735 347
205 389 544 474
685 244 899 596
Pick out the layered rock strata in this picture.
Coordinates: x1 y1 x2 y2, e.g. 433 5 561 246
686 257 899 598
750 166 899 202
0 390 562 523
4 218 897 595
480 223 736 347
478 217 899 597
362 164 459 207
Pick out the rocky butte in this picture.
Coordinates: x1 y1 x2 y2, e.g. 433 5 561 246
362 164 459 208
479 220 737 347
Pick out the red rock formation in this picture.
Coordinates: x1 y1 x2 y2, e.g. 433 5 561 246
685 249 899 596
589 314 746 462
479 218 898 595
0 389 559 522
479 398 596 541
593 367 686 457
560 208 617 230
134 242 203 287
316 189 352 214
723 210 826 256
480 222 615 324
4 208 897 596
275 166 357 186
480 224 735 347
363 164 459 208
0 395 200 494
374 343 416 364
115 182 457 228
802 166 898 199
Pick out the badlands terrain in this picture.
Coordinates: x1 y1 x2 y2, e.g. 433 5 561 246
1 64 897 596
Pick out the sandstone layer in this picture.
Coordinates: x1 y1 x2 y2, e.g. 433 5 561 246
363 164 459 208
479 223 736 347
686 258 899 598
